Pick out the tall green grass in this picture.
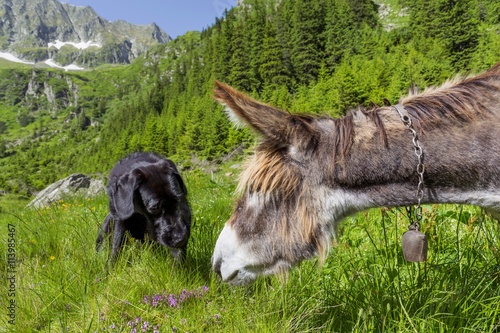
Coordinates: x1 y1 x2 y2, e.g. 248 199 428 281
1 167 499 332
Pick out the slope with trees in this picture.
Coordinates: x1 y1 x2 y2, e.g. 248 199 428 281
0 0 499 198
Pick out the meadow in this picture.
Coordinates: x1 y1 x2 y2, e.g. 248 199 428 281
0 164 499 332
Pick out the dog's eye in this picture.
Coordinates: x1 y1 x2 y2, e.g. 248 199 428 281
149 202 162 214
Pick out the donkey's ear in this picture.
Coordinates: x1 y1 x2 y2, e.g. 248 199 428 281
214 81 314 145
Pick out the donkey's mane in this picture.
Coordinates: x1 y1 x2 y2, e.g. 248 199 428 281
333 64 500 159
401 63 500 125
237 141 302 198
240 64 500 195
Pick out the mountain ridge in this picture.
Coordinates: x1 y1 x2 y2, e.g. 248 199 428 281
0 0 171 68
1 0 499 200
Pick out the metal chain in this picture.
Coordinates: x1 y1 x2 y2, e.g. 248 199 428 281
394 104 425 228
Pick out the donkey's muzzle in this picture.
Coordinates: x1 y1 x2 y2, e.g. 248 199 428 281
212 257 222 277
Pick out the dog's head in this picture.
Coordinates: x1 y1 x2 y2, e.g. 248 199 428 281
111 160 190 249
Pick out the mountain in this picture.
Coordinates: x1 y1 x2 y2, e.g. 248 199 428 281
0 0 171 68
0 0 499 200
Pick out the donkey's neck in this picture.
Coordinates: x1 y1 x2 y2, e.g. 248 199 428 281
326 108 500 220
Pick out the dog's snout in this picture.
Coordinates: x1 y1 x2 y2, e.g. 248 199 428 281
158 219 189 248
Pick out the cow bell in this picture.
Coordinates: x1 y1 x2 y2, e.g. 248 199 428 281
402 223 428 262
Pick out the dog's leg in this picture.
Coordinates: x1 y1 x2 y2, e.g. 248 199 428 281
110 219 126 263
96 214 113 251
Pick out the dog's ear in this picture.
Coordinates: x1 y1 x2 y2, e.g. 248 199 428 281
113 169 144 220
160 160 188 196
173 172 188 196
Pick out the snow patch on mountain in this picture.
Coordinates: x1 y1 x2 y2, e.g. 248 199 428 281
0 52 35 65
0 51 85 71
48 40 102 50
45 59 84 71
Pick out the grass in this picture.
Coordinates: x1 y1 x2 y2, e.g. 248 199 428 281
0 166 499 332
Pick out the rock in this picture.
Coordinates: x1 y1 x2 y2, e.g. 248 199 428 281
27 173 105 208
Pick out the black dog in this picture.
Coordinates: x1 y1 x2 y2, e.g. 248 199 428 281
96 152 191 262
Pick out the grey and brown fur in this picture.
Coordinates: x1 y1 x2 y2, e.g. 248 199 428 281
211 63 500 285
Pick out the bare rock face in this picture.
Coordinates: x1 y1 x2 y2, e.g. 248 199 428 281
27 173 105 208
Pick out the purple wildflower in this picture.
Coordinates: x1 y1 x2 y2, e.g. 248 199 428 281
142 286 210 309
179 289 189 303
152 294 163 307
128 317 140 328
168 294 178 308
110 323 116 329
153 325 160 333
141 321 150 332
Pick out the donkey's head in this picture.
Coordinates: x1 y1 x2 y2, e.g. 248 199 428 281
211 82 345 285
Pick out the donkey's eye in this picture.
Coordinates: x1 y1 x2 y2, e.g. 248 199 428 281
236 200 244 212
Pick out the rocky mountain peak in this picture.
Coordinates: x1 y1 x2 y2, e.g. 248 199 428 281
0 0 171 68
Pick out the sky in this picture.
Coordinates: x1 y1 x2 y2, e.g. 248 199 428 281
59 0 238 39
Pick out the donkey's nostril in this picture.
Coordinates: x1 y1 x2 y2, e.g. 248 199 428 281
226 269 239 283
213 258 222 277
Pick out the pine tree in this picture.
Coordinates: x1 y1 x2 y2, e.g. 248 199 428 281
324 0 379 71
289 0 324 85
259 19 292 90
348 0 378 28
246 0 267 91
212 9 236 82
439 0 479 70
478 0 500 24
408 0 479 70
324 0 356 70
228 21 253 91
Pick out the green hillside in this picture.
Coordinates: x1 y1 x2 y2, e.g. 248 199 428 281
1 1 500 331
1 0 500 200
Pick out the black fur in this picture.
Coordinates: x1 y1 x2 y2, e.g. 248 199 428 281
96 152 191 263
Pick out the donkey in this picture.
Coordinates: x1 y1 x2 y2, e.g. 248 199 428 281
211 63 500 285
